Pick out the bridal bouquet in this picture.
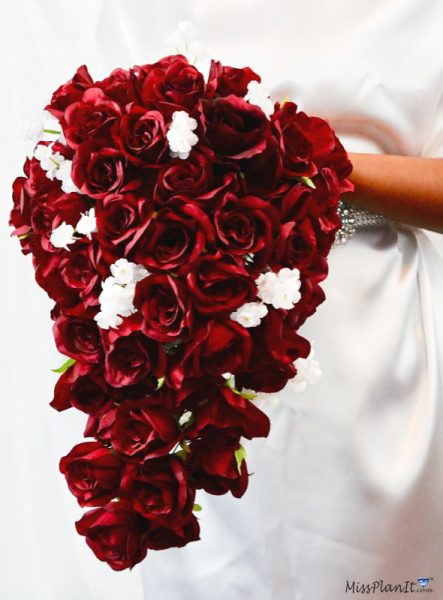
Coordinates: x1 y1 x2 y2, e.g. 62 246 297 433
10 50 352 570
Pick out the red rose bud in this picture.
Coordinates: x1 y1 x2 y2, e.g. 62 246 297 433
133 200 215 271
103 329 166 388
133 273 191 342
75 501 149 571
92 400 179 460
186 254 256 315
144 513 201 550
121 456 196 527
60 441 124 507
53 315 103 364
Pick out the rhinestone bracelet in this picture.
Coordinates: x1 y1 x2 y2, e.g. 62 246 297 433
333 199 394 246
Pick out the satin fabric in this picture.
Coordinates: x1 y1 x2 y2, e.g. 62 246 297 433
2 1 443 598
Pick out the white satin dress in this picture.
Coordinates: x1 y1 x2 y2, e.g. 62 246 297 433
2 1 443 599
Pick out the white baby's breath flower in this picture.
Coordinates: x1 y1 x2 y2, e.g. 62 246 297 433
230 301 268 328
252 391 281 411
166 110 199 159
50 222 76 250
34 144 64 179
55 160 80 194
256 268 301 310
76 208 97 238
95 260 150 329
164 20 206 64
110 258 149 286
288 346 322 394
21 111 62 145
94 310 123 330
245 80 274 119
100 277 136 313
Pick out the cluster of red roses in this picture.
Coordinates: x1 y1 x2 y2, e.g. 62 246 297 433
10 54 352 570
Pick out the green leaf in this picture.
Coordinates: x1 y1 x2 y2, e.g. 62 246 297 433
156 376 166 390
175 449 187 461
300 176 316 189
51 357 76 374
238 389 257 401
193 503 202 512
234 444 247 475
179 440 190 454
43 128 62 135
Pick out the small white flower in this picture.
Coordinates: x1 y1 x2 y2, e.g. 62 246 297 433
230 301 268 328
95 260 150 329
164 20 207 64
166 110 199 160
288 346 322 394
256 268 301 310
245 80 274 119
34 144 64 179
252 391 280 411
55 160 81 194
110 258 149 286
50 222 76 250
21 111 61 145
76 208 97 238
94 310 123 330
99 278 136 316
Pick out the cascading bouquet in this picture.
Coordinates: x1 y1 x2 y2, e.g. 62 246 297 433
10 48 352 570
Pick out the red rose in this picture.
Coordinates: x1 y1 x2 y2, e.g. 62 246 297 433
50 362 110 414
185 320 252 377
75 501 148 570
97 67 135 106
144 514 200 550
30 190 88 245
202 95 269 159
214 194 279 271
133 200 214 271
103 327 165 387
10 176 32 252
272 102 335 177
59 441 124 507
280 183 315 221
121 456 195 527
114 105 167 166
154 149 240 207
46 65 95 120
186 254 256 315
273 218 320 275
34 240 101 311
133 274 191 342
241 135 283 197
60 87 122 149
237 309 311 392
53 315 103 363
186 429 249 498
95 192 151 260
71 142 129 199
206 60 260 97
89 400 178 460
186 387 270 441
131 55 205 115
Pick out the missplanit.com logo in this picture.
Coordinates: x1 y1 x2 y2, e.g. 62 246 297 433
345 577 434 594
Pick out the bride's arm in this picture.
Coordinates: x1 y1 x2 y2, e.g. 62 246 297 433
344 153 443 234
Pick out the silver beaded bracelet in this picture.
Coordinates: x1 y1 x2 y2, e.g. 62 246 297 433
332 199 394 246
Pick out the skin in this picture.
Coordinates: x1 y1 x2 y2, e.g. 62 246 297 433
343 153 443 234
